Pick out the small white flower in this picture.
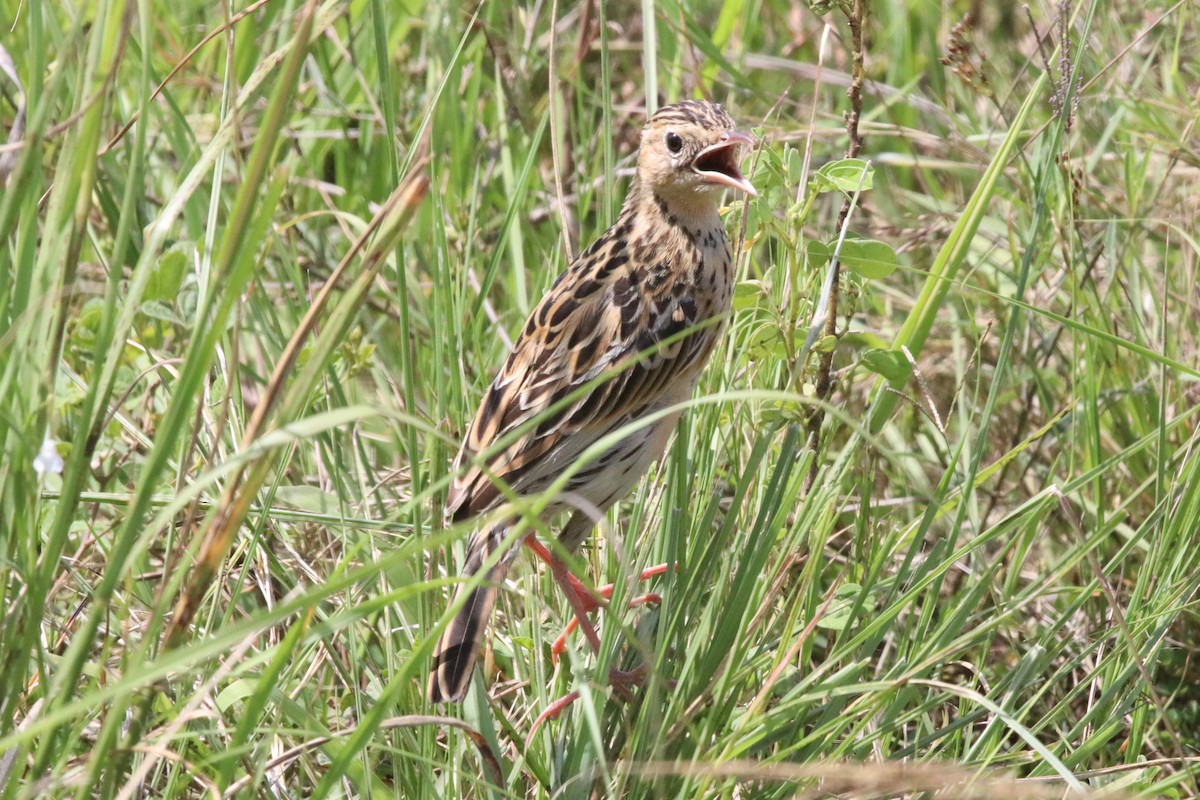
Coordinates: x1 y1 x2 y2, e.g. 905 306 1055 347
34 436 63 476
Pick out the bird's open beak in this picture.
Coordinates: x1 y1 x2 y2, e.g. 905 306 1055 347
692 130 757 196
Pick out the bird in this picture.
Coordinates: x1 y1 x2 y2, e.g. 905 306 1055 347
429 99 756 704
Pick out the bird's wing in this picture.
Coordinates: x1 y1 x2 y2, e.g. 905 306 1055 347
446 238 718 521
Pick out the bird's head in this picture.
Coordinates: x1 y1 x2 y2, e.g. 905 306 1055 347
637 100 757 205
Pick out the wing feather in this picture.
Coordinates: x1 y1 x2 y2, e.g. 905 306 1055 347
446 245 715 521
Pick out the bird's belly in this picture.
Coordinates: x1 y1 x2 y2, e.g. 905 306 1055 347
564 399 686 510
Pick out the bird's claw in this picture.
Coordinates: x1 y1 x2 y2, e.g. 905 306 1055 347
527 664 650 742
551 563 674 662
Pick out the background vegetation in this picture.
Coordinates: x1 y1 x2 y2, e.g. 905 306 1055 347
1 0 1197 797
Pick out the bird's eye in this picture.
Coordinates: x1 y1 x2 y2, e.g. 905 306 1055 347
665 131 683 154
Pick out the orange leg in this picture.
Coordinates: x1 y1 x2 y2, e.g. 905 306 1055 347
527 665 648 742
551 562 674 661
522 538 604 652
521 540 675 736
528 690 579 741
522 538 675 660
552 561 676 662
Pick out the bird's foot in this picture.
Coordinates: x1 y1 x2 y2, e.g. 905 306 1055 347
528 691 580 741
527 664 648 741
522 538 606 652
551 563 673 662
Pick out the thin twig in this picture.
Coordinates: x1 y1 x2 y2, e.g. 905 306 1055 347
805 0 867 490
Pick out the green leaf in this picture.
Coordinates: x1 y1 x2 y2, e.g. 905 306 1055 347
814 158 874 193
838 238 899 280
814 334 838 354
744 201 763 239
840 330 891 350
806 239 832 271
861 348 911 382
145 245 189 302
817 583 863 631
784 146 804 185
139 300 184 325
733 280 769 310
746 323 783 360
76 298 106 334
760 399 804 424
274 485 342 514
215 679 257 713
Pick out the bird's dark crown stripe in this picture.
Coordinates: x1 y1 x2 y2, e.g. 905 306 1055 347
649 100 735 130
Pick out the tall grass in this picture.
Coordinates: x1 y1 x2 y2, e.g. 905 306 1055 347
1 0 1197 797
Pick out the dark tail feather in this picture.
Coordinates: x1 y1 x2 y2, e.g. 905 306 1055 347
428 523 512 703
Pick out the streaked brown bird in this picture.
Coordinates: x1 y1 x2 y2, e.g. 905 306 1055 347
429 100 756 703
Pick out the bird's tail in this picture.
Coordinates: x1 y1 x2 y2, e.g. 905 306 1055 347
428 521 515 703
